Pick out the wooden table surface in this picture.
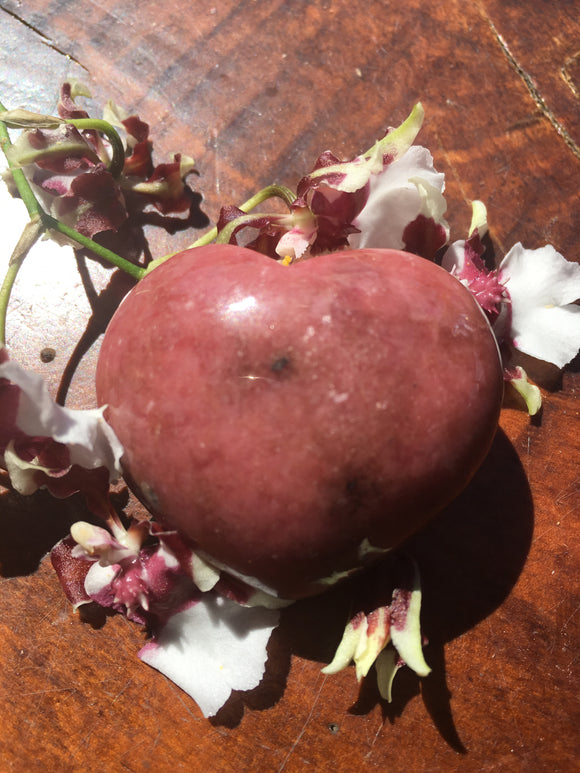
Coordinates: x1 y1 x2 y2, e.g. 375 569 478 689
0 1 579 771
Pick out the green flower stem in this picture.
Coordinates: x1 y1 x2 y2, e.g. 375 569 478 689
143 183 297 277
189 183 296 249
0 252 25 346
0 111 41 220
67 118 125 179
0 105 146 344
43 215 146 280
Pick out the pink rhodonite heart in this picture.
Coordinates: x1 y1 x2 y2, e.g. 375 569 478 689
96 245 503 598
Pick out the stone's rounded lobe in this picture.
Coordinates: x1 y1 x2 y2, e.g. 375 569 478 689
96 245 504 599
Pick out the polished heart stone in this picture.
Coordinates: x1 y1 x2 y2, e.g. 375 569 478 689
96 245 503 599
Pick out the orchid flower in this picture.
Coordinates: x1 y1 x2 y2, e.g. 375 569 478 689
52 515 280 718
348 145 449 260
322 561 430 702
442 202 580 414
214 103 449 262
2 82 199 242
0 349 123 516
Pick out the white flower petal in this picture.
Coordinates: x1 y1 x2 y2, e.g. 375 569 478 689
349 146 446 250
3 440 42 494
139 595 279 717
499 243 580 367
85 561 118 597
500 243 580 307
509 304 580 368
441 239 467 273
0 359 123 477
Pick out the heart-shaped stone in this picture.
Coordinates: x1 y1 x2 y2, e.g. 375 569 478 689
96 245 503 598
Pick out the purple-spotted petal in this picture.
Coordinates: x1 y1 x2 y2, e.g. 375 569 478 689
352 606 391 680
139 595 279 717
443 237 506 319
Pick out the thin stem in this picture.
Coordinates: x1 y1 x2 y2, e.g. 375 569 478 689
68 118 125 178
189 184 296 249
44 216 146 281
0 104 41 219
1 103 146 282
0 254 24 346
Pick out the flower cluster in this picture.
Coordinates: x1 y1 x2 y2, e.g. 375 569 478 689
51 515 280 717
3 82 198 245
0 349 122 517
215 103 449 263
1 83 579 719
441 203 580 412
322 561 430 703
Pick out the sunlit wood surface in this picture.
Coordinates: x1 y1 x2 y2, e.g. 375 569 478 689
0 1 578 770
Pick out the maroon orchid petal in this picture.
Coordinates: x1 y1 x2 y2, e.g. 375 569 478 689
62 165 127 237
58 82 90 121
310 185 368 227
402 213 448 261
243 231 282 259
50 536 92 608
35 154 94 177
123 140 154 178
8 125 101 170
12 435 70 470
217 205 286 254
36 464 112 519
0 377 20 457
132 154 195 214
122 115 150 144
216 204 246 232
296 150 343 199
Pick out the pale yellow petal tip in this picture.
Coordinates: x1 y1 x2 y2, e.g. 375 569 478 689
321 614 367 675
508 367 542 416
70 520 97 552
375 648 400 703
468 200 488 237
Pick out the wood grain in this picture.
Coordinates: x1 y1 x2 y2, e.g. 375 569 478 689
0 1 578 771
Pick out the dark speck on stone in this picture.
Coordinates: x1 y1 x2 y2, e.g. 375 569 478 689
271 355 291 373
